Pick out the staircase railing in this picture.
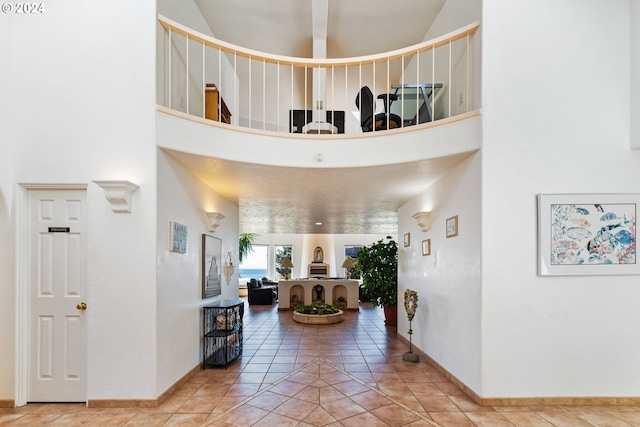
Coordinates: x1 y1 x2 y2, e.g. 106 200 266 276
157 15 480 136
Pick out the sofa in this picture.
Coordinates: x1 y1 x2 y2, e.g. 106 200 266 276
247 278 278 305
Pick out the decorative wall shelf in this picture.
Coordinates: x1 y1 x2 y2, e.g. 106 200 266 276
93 180 139 213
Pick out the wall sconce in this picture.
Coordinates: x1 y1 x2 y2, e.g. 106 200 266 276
412 211 432 232
223 264 235 285
281 258 294 280
205 212 225 232
93 180 139 213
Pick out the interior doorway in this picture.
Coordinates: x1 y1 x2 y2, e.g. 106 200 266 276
18 186 88 404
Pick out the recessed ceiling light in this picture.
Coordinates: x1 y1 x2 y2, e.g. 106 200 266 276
315 222 323 226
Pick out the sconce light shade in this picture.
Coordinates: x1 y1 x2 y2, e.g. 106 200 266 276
206 212 225 232
412 211 432 232
341 257 356 269
93 180 139 213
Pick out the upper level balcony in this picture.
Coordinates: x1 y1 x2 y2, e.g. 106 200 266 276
156 15 481 144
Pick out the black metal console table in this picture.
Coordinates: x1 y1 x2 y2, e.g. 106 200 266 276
202 299 244 369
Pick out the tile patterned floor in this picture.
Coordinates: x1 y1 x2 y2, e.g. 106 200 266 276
2 301 640 426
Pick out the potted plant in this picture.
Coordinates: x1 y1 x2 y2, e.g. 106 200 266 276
356 236 398 325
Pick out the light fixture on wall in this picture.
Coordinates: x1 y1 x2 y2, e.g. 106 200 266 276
93 180 139 213
205 212 225 232
412 211 432 232
223 251 235 285
281 258 294 280
223 265 235 285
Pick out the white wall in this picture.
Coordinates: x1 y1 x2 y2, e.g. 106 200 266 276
156 111 482 170
632 0 640 150
481 0 640 397
2 0 158 401
0 10 14 399
156 150 239 395
398 153 482 393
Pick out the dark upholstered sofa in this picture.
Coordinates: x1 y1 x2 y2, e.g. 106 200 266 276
247 278 278 305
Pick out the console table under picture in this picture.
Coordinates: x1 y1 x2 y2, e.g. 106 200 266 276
278 279 360 311
202 299 244 369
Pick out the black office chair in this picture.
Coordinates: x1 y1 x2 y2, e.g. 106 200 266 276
355 86 402 132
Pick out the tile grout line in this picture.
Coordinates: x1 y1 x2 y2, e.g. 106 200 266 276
317 357 442 427
198 357 325 426
199 356 442 427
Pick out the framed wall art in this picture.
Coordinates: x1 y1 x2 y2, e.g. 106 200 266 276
446 215 458 238
422 239 431 256
404 232 411 247
202 234 222 298
537 193 638 276
169 221 188 253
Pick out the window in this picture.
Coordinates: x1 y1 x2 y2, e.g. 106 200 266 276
239 245 268 280
275 245 293 280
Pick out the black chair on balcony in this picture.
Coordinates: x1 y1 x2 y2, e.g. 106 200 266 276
355 86 402 132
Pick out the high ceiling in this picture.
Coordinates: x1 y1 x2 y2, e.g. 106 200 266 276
177 0 457 235
194 0 446 58
165 149 475 235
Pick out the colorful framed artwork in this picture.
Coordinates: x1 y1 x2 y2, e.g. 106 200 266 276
404 232 411 247
169 221 188 253
202 234 222 298
422 239 431 256
446 215 458 238
537 193 639 276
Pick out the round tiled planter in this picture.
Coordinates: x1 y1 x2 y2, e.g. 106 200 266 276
293 310 344 324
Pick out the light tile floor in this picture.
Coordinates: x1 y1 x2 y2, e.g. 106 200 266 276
2 301 640 426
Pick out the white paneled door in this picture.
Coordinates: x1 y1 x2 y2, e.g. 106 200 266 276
27 189 87 402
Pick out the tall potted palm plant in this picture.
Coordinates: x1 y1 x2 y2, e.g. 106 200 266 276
356 236 398 325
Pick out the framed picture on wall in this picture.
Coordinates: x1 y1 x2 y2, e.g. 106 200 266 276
169 221 188 253
538 193 639 276
422 239 431 256
404 232 411 247
202 234 222 298
446 215 458 238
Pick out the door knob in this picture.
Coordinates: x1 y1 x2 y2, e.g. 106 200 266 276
76 302 87 310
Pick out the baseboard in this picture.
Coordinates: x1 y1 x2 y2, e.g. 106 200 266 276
87 399 157 408
87 363 201 408
0 400 15 408
395 335 640 406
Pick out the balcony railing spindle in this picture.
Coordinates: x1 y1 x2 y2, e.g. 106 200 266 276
157 15 479 136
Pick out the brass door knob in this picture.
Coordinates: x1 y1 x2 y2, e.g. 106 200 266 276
76 302 87 310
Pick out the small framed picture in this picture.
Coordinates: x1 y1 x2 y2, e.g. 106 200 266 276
169 221 188 253
422 239 431 256
404 232 411 247
446 215 458 238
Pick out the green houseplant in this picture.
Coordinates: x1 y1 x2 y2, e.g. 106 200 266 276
239 233 258 263
356 236 398 325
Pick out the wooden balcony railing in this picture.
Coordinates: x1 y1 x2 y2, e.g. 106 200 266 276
157 14 480 137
